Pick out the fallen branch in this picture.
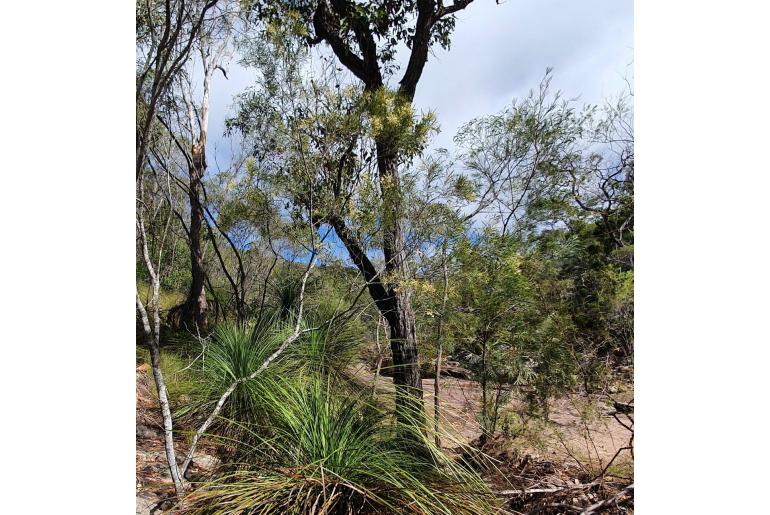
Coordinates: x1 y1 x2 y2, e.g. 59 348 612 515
580 483 633 514
498 481 599 496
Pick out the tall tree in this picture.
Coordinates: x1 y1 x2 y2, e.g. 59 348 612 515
176 13 233 331
254 0 481 422
136 0 223 496
136 0 220 179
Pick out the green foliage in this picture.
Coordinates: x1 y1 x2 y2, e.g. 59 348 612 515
179 317 292 430
270 272 305 321
255 1 465 72
442 231 582 426
287 304 365 376
184 374 498 515
136 280 186 314
362 88 437 159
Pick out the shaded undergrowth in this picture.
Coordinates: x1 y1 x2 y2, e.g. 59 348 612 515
140 312 499 514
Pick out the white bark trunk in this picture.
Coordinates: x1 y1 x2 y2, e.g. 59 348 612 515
137 198 185 496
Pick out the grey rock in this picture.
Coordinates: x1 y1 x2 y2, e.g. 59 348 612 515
192 454 221 472
136 492 159 515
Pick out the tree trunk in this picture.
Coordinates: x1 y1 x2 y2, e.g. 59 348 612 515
372 315 385 396
480 336 489 443
387 291 423 422
149 341 185 495
376 140 424 425
182 140 208 331
434 239 449 447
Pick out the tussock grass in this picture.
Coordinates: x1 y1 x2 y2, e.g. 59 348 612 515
176 316 291 430
183 374 500 514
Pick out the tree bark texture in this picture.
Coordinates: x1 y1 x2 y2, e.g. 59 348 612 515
182 139 208 331
376 143 424 422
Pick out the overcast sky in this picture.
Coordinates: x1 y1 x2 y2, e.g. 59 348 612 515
205 0 633 167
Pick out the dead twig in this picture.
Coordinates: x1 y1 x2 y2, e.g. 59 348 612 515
580 483 633 514
498 480 599 496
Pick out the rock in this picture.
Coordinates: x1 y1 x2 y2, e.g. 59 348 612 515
136 492 159 515
137 424 156 439
192 454 220 472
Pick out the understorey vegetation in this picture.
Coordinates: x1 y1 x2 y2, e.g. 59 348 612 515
137 1 633 513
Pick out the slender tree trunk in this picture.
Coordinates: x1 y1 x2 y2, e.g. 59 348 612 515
372 315 385 396
136 198 185 496
376 141 424 425
182 140 208 331
434 239 449 447
137 294 185 496
149 339 185 495
480 337 488 442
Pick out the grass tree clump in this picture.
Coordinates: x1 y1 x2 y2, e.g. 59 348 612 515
178 316 290 430
287 305 364 376
183 374 499 514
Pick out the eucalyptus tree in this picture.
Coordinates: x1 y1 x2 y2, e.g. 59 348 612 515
243 0 489 422
152 1 242 330
136 0 225 497
136 159 187 497
136 0 220 180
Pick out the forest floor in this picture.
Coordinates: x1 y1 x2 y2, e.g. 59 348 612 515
136 364 221 514
350 362 633 476
136 362 633 514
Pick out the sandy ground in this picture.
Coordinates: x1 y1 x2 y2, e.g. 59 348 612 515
349 363 633 469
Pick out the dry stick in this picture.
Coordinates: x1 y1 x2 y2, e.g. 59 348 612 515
580 483 633 514
180 245 320 476
372 315 384 396
498 480 599 496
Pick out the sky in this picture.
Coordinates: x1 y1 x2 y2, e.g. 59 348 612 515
196 0 633 263
204 0 633 164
